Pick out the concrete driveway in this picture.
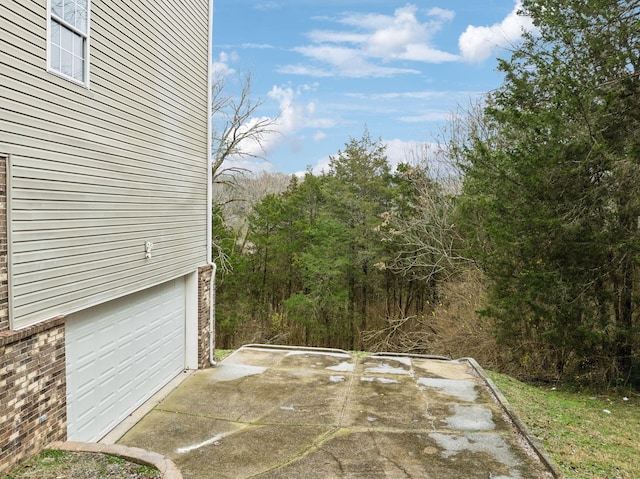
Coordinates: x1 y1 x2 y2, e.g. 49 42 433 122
116 345 558 478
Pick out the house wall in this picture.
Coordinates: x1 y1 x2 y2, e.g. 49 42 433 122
0 152 66 475
0 0 214 472
1 0 210 329
0 161 215 472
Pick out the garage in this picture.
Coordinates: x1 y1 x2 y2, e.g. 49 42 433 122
65 277 186 442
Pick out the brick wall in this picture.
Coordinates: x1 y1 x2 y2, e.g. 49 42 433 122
0 319 67 474
197 265 214 369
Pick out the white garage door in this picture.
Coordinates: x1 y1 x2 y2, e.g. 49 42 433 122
65 278 185 442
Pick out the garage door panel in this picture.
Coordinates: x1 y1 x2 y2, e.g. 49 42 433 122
66 278 185 442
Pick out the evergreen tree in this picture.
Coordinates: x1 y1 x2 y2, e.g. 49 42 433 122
457 0 640 385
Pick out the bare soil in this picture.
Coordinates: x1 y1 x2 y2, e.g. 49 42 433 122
3 449 161 479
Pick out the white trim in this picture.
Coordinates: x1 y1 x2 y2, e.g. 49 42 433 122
46 0 91 89
184 270 199 370
206 0 214 264
6 154 16 330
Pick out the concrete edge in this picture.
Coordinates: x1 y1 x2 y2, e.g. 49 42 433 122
47 441 183 479
462 357 563 478
370 351 452 361
240 343 352 355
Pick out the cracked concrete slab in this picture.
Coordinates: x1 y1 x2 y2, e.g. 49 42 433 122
117 345 559 478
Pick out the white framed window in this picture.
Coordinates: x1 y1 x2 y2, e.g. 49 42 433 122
47 0 90 86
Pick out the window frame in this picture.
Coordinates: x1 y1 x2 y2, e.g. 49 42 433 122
46 0 91 88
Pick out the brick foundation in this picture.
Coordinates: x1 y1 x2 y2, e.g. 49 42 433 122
197 265 214 369
0 319 67 474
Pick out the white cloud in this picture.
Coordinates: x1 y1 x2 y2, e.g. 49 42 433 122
397 44 458 63
459 1 535 62
398 111 450 123
223 83 336 174
384 140 457 178
288 45 421 78
384 139 425 169
254 2 282 11
241 43 276 49
345 90 447 101
211 51 237 79
268 84 335 132
313 131 326 141
221 156 275 175
284 4 458 78
428 7 455 21
308 30 367 44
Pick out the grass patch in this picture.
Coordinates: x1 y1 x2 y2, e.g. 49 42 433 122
214 349 233 361
135 463 161 475
106 455 126 466
488 371 640 478
4 451 161 478
38 449 70 462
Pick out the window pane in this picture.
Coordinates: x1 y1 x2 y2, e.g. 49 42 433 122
51 0 63 18
76 7 88 33
63 0 76 26
73 56 84 82
61 49 73 77
50 20 61 47
51 45 61 71
61 25 74 53
73 32 83 57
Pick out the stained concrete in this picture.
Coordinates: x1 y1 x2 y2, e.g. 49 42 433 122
117 345 558 478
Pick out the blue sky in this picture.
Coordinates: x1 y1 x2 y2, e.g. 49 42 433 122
211 1 533 175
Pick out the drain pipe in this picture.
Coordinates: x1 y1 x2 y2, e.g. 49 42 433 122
208 262 218 367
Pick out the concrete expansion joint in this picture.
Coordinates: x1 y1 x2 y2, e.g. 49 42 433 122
47 441 183 479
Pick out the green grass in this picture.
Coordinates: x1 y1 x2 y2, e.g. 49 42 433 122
488 371 640 478
214 349 233 361
38 449 70 462
106 455 126 466
4 450 161 479
134 463 161 475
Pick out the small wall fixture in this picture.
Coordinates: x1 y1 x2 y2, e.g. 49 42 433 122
145 241 154 259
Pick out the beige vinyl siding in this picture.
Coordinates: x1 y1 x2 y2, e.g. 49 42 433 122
1 0 211 329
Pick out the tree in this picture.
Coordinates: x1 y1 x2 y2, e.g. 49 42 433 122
209 72 280 272
326 129 393 346
379 154 471 297
210 73 278 182
457 0 640 386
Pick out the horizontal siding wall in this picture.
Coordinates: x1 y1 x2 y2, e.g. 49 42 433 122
1 0 211 329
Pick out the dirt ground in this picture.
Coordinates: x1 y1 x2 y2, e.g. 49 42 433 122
3 450 161 479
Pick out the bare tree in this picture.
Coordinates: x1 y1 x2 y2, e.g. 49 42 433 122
380 142 472 287
211 72 279 184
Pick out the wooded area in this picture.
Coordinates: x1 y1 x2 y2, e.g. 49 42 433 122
212 0 640 389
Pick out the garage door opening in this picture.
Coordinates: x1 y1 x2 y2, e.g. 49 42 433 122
65 278 186 442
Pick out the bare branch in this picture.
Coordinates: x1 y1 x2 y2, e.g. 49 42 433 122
210 73 279 183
